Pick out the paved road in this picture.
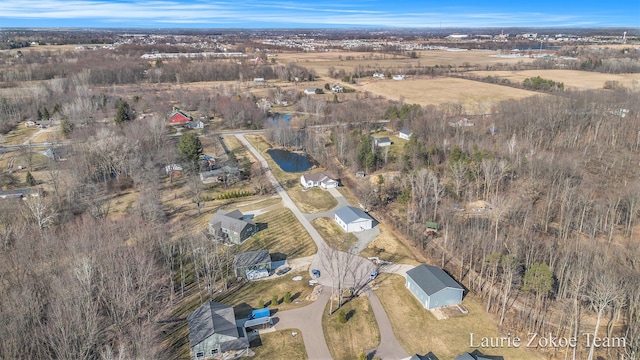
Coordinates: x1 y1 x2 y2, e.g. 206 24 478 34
236 134 409 360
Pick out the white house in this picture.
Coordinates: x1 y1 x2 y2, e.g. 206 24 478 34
399 128 413 140
300 172 339 189
373 137 392 147
332 85 343 93
334 206 374 233
373 72 385 78
392 75 405 81
304 88 317 95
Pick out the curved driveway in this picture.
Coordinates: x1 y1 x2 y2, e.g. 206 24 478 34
236 134 408 360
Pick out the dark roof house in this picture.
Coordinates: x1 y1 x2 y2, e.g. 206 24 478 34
188 301 248 359
406 264 464 310
208 209 257 245
234 250 272 280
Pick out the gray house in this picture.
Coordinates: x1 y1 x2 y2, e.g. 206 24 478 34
234 250 272 280
406 264 464 310
209 209 257 244
188 302 249 359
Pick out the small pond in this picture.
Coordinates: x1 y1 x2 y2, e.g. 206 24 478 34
266 113 293 125
267 148 316 173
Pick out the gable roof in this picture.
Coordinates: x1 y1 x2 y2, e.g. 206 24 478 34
188 301 239 346
168 109 192 124
400 128 413 135
234 250 271 268
209 209 255 233
335 206 373 224
407 264 463 296
302 172 336 183
375 137 392 145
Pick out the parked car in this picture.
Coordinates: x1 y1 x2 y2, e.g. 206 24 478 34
276 267 291 276
370 270 378 280
308 279 319 285
311 269 320 278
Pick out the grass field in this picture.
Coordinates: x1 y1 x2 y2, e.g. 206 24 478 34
0 124 39 145
374 274 542 360
468 69 640 91
311 217 357 251
239 207 317 259
360 223 419 265
288 186 337 213
323 296 380 360
250 329 308 360
359 77 540 114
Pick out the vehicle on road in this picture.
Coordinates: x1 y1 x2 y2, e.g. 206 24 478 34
311 269 320 278
276 266 291 276
370 270 378 280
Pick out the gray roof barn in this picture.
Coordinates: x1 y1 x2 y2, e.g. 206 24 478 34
334 206 374 233
335 206 371 225
187 301 248 358
406 264 464 310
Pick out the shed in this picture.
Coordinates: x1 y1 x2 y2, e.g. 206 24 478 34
373 137 392 147
304 88 317 95
234 250 271 279
399 128 413 140
334 206 374 233
188 302 248 359
406 264 464 310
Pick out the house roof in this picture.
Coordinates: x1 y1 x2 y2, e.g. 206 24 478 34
167 109 192 124
335 206 373 224
209 209 255 233
400 128 413 135
188 301 239 346
375 137 391 144
410 353 439 360
407 264 463 296
302 172 336 183
234 250 271 268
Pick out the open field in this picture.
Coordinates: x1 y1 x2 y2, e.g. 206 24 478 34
360 223 419 265
468 69 640 91
288 186 337 214
0 124 39 145
323 296 380 360
374 273 542 360
239 207 317 259
250 329 308 360
358 77 540 114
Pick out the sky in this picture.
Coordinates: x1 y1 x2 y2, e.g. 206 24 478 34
1 0 638 29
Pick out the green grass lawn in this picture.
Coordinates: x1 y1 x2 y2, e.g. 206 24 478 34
240 207 317 259
311 217 357 251
323 296 380 360
250 329 308 360
374 274 542 360
288 186 337 213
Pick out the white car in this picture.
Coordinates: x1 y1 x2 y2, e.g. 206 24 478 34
292 275 303 281
308 279 319 285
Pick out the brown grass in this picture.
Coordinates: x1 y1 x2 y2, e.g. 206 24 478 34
250 329 308 360
323 296 380 360
311 217 357 251
468 69 640 92
360 223 419 265
374 273 542 360
288 186 337 213
1 124 39 145
359 77 540 114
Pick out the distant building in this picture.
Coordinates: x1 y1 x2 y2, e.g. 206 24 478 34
334 206 374 233
406 264 464 310
168 108 193 124
373 137 392 147
373 72 385 78
300 172 339 189
188 302 249 359
399 128 413 140
304 88 317 95
392 75 405 81
208 209 257 244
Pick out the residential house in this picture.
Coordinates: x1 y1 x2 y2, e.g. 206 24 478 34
208 209 257 244
399 128 413 140
253 77 265 83
373 72 385 78
234 250 271 280
454 350 503 360
334 206 374 233
355 171 366 178
449 118 475 127
392 75 405 81
43 146 71 161
300 172 339 189
304 88 317 95
184 120 204 129
406 264 464 310
0 188 41 200
410 352 440 360
332 85 343 92
373 137 392 147
168 108 193 125
188 301 249 359
200 166 240 185
165 164 184 175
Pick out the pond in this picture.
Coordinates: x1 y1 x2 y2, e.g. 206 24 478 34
266 148 316 173
266 113 293 125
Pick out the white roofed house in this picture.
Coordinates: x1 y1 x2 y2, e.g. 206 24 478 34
334 206 374 233
300 172 339 189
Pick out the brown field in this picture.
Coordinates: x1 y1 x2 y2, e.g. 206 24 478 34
468 69 640 91
358 77 541 114
323 296 380 360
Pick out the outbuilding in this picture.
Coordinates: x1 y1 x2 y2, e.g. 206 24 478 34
406 264 464 310
334 206 374 233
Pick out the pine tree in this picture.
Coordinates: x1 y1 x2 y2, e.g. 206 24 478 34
114 100 132 125
36 109 43 121
26 172 36 186
177 132 203 170
42 107 50 120
61 117 74 138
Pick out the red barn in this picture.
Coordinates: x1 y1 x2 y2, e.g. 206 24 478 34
167 109 193 124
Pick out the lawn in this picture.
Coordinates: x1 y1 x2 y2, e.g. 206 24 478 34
311 217 357 251
239 207 317 259
360 223 419 265
374 274 542 360
244 134 307 188
0 124 39 145
250 329 308 360
288 186 337 214
323 296 380 360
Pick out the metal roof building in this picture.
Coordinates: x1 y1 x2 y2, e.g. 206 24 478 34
334 206 374 233
406 264 464 310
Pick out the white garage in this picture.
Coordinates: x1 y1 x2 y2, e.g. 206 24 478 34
334 206 374 233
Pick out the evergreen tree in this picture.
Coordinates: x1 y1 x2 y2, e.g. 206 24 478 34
42 107 50 120
61 117 74 138
114 100 132 125
25 172 36 186
36 109 42 121
177 132 203 170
